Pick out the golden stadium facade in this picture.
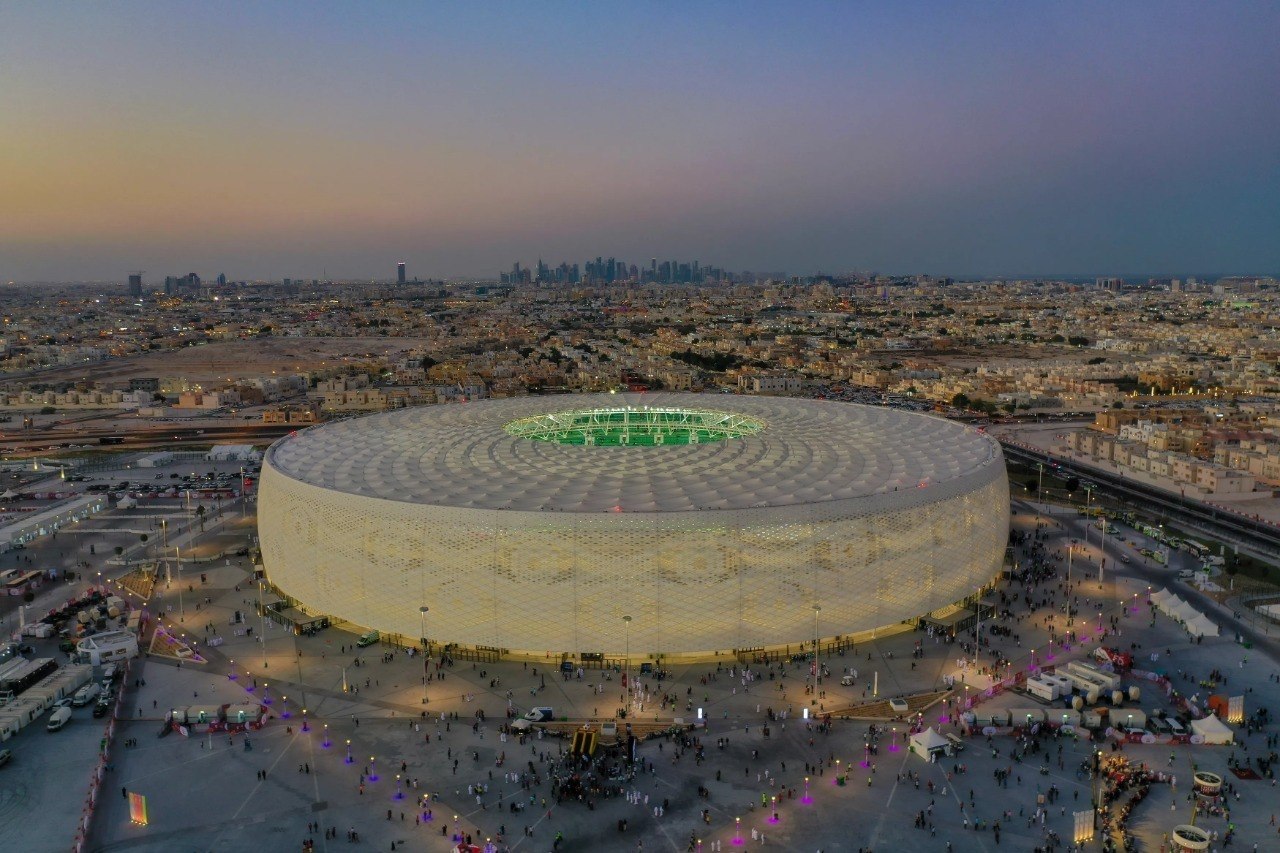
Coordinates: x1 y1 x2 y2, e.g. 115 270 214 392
258 393 1008 659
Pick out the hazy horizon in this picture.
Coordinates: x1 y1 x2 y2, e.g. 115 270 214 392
3 2 1278 282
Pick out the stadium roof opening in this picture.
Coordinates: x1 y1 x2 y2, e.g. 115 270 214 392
503 406 765 446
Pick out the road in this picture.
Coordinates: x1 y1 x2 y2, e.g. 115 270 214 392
1001 440 1280 560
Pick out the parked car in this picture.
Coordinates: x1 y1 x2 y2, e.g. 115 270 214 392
355 631 379 648
0 748 11 767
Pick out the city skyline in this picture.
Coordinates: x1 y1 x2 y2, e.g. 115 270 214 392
3 2 1279 281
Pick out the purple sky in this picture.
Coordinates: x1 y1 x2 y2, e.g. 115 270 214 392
2 2 1278 282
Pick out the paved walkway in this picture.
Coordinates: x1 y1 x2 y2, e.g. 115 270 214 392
57 501 1280 852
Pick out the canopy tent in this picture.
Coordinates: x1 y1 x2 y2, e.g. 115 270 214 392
909 727 950 758
1190 714 1233 745
1166 599 1200 623
1184 613 1219 638
1149 588 1175 607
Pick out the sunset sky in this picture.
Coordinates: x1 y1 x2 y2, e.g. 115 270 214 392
2 1 1278 282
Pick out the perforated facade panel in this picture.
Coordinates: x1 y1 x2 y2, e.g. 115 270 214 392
258 394 1009 656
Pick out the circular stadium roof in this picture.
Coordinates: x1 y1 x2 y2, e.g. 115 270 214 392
265 392 1002 514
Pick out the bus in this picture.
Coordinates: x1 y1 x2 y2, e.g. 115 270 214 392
1183 539 1210 559
2 570 42 596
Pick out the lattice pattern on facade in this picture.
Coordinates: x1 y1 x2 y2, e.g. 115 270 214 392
259 394 1009 656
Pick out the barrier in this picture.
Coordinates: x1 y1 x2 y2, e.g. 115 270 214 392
72 656 131 851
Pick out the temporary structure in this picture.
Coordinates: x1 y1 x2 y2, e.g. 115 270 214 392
909 727 950 758
1184 613 1219 638
1010 709 1045 726
1189 714 1233 745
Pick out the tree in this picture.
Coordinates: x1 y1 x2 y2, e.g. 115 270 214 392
196 504 207 532
951 392 971 409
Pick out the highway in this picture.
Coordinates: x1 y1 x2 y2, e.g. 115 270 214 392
0 422 298 456
1001 440 1280 559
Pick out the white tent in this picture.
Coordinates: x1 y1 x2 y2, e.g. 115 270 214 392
909 727 950 758
1190 714 1233 745
1149 588 1175 607
1184 613 1219 638
1168 599 1200 623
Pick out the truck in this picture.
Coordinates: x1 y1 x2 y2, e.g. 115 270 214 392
71 682 101 707
511 707 555 730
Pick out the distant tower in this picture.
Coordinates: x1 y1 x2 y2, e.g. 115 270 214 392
127 272 143 297
397 262 406 284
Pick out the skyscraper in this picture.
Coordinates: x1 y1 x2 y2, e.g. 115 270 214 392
127 273 142 297
397 262 406 284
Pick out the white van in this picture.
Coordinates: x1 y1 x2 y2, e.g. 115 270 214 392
47 706 72 732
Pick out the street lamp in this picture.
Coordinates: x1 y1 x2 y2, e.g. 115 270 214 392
175 545 184 622
622 615 632 708
1082 484 1094 557
419 606 430 705
1035 462 1045 535
812 604 821 704
257 576 268 669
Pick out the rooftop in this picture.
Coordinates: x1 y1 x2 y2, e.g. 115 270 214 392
265 392 1003 514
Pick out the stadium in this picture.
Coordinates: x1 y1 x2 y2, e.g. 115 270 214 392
257 393 1009 659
